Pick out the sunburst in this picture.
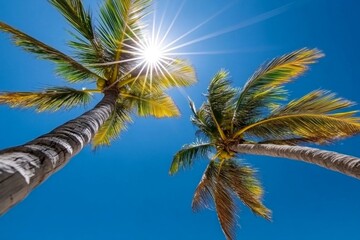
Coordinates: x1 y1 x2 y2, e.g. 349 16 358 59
89 1 291 96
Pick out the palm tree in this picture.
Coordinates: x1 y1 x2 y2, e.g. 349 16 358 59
169 48 360 240
0 0 196 215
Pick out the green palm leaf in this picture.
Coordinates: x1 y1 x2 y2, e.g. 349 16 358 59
92 102 132 147
232 48 323 129
207 70 237 126
189 101 218 140
0 22 104 82
50 0 107 73
98 0 150 60
0 87 92 111
203 70 237 140
170 141 214 175
49 0 95 41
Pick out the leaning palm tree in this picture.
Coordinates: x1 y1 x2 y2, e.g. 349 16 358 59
0 0 196 215
170 48 360 240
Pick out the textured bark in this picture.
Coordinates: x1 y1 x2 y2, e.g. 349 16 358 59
231 143 360 179
0 90 118 215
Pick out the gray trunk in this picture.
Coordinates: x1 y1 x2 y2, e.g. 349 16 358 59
231 143 360 179
0 90 118 215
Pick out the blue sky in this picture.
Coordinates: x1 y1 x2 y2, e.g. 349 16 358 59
1 0 360 239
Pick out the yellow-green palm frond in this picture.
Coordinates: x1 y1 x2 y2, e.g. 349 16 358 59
0 22 104 83
49 0 107 73
236 114 360 144
232 48 323 129
220 160 270 220
0 87 92 112
98 0 150 60
200 70 237 140
234 90 360 143
49 0 95 42
151 59 197 88
272 90 355 115
169 141 214 175
92 102 132 147
122 92 180 118
119 59 196 91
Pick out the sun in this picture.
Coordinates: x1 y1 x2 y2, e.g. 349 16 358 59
141 42 164 66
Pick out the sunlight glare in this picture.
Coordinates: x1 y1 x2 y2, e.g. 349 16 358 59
141 42 164 66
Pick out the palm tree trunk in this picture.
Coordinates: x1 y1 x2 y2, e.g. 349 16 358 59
231 143 360 179
0 89 118 215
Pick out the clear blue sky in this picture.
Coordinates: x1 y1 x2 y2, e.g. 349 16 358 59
1 0 360 239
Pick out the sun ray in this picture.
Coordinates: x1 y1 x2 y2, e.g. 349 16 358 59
163 50 239 56
159 0 187 46
86 57 143 67
164 4 292 53
155 0 168 44
163 2 234 50
130 59 148 89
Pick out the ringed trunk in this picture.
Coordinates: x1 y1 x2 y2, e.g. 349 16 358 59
0 90 118 215
231 143 360 179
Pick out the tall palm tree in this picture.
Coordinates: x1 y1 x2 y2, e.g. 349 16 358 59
170 48 360 240
0 0 196 215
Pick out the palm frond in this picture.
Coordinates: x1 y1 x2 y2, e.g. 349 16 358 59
92 102 132 147
119 59 196 91
122 92 180 118
234 89 360 142
236 113 360 143
192 162 217 211
272 90 356 115
49 0 95 41
203 70 237 140
98 0 150 60
151 59 197 88
0 22 105 82
220 160 271 220
0 87 92 112
214 176 237 240
191 103 218 140
170 141 214 175
193 160 270 240
207 70 237 126
50 0 107 73
232 48 323 129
